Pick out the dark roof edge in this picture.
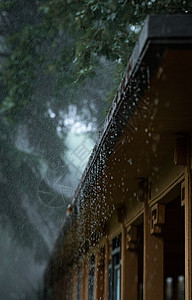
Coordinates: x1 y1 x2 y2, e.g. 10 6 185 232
71 16 149 205
73 14 192 208
46 15 150 272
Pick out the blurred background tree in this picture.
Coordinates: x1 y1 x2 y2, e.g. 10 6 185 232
0 1 115 298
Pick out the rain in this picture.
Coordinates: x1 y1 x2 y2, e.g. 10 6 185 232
0 1 191 300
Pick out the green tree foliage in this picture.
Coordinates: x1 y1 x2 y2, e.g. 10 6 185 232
1 0 192 114
0 0 69 267
0 0 115 267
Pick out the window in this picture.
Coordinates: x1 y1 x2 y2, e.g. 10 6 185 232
137 224 143 300
88 255 95 300
164 196 185 300
108 234 121 300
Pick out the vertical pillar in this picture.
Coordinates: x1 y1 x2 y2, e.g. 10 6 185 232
84 261 89 300
95 248 105 300
80 264 85 300
116 206 127 300
94 250 100 300
104 240 109 300
121 224 138 300
121 225 126 300
72 271 77 300
143 200 164 300
125 250 138 300
80 260 89 300
185 138 192 300
65 275 70 300
125 225 138 300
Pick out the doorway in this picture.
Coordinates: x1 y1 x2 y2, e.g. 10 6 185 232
164 195 185 300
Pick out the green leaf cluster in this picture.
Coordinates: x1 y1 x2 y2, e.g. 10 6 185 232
1 0 192 114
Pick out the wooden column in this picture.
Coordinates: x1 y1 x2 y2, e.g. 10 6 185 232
121 224 138 300
94 250 100 300
121 225 126 300
72 271 77 300
125 225 138 300
84 261 89 300
95 248 105 300
104 240 109 300
80 260 89 300
143 200 164 300
80 264 85 300
116 206 127 300
125 250 138 300
185 140 192 300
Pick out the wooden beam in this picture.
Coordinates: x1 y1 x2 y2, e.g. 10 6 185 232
150 203 165 235
127 225 137 251
143 188 164 300
137 179 148 202
174 137 187 166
